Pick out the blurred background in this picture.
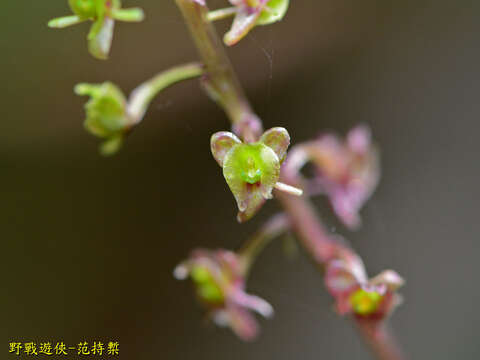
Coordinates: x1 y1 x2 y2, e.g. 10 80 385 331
2 0 479 359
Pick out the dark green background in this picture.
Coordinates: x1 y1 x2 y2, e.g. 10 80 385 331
2 1 479 359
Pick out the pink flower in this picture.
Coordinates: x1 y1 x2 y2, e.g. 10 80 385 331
295 125 379 229
324 247 404 320
174 249 273 340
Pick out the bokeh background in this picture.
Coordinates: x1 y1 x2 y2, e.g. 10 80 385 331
2 0 479 359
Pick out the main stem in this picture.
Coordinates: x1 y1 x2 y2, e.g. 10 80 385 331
175 0 261 142
357 320 407 360
175 1 406 359
277 168 406 360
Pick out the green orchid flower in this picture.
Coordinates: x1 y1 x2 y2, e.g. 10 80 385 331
48 0 144 59
211 127 302 222
75 82 131 156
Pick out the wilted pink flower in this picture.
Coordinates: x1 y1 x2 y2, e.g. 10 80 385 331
324 247 404 320
298 125 379 229
174 249 273 340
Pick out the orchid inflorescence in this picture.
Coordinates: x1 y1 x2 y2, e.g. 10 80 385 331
49 0 406 352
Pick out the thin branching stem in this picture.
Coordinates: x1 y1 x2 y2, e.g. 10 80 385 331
128 62 204 124
238 213 290 275
175 0 261 142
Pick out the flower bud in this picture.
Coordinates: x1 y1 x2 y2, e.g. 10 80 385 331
325 256 404 320
75 82 130 155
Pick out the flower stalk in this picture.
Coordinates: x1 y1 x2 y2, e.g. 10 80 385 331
238 213 290 275
175 0 262 142
76 62 204 155
127 62 204 124
357 321 406 360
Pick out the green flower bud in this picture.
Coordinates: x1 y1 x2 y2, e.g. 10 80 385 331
75 82 130 155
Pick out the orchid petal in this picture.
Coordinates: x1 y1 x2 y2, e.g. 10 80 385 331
210 132 242 167
226 305 259 341
325 260 359 297
48 15 85 28
224 8 262 46
237 184 266 223
369 270 405 291
231 290 274 318
347 124 371 155
88 16 114 60
260 127 290 162
111 7 145 22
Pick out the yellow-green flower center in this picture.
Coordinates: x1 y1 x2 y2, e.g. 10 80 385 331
349 288 383 315
191 266 224 304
